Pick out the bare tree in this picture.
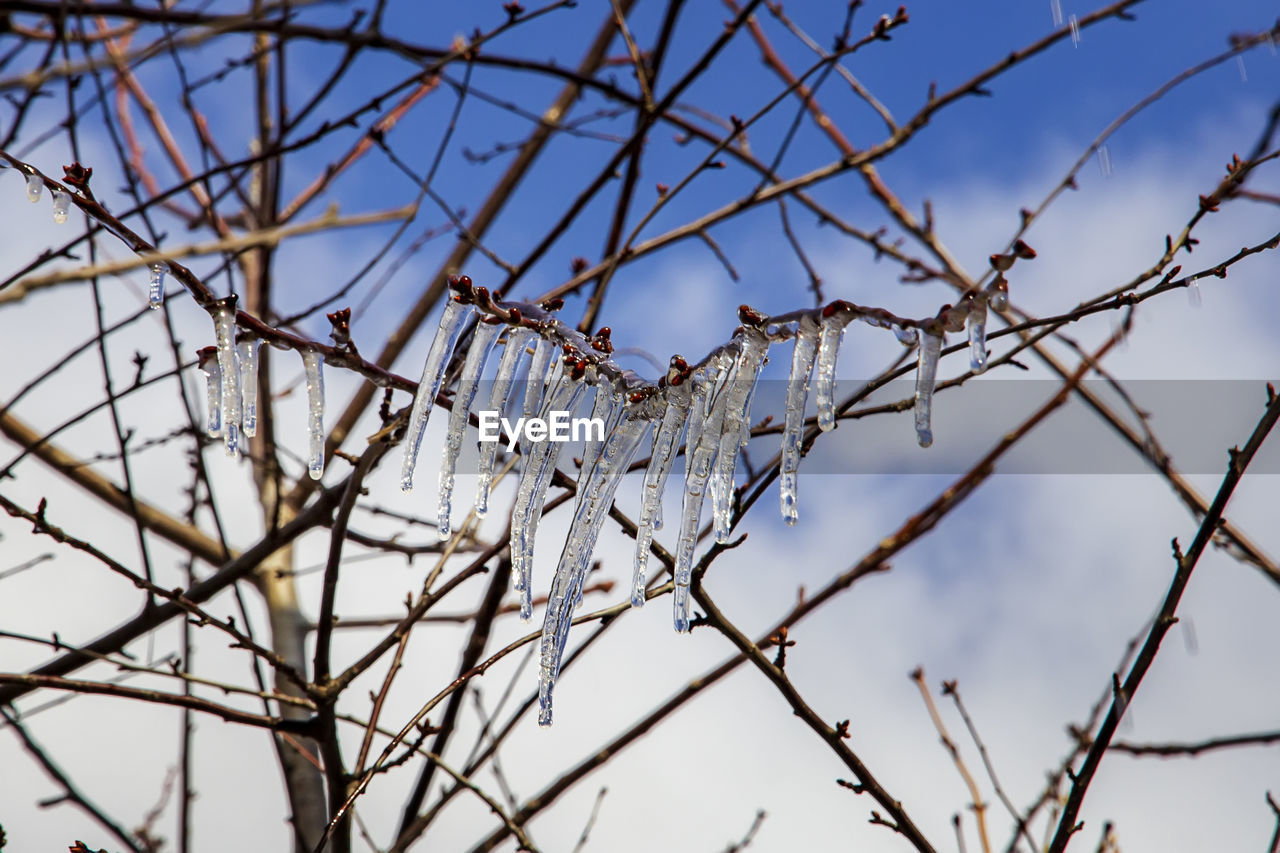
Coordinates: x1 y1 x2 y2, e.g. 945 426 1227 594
1 2 1279 852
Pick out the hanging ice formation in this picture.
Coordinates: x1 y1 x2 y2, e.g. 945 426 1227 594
148 262 169 310
237 339 260 438
711 321 770 544
197 348 222 438
914 321 944 448
400 284 472 493
475 325 533 518
437 319 503 540
780 316 820 526
25 174 42 203
815 311 845 432
302 350 325 480
212 298 241 458
51 190 70 224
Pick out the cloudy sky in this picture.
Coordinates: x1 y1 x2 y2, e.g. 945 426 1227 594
1 2 1279 851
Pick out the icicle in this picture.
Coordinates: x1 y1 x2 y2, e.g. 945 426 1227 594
815 313 845 432
302 350 325 480
538 409 649 726
914 326 943 448
672 363 731 633
475 327 533 517
632 381 692 607
51 190 70 224
523 338 554 421
25 174 42 203
710 331 769 543
236 338 260 438
437 321 502 541
967 294 989 373
212 301 241 458
148 262 169 310
510 363 588 618
198 350 222 438
1187 276 1202 308
1069 13 1080 46
580 383 619 479
400 298 471 492
780 316 820 526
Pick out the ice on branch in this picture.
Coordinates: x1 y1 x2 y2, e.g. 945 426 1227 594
511 358 588 619
781 316 820 526
400 294 471 492
212 300 241 458
672 356 731 633
237 339 260 438
967 292 989 373
25 174 41 203
302 350 325 480
437 320 502 541
198 348 222 438
632 358 693 607
986 278 1009 312
539 405 652 726
581 383 619 479
475 327 532 518
711 324 769 544
51 190 70 224
815 313 845 432
148 262 169 310
914 323 943 448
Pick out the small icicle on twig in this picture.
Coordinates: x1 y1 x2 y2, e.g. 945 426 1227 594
302 350 325 480
148 262 169 310
25 173 42 203
521 338 554 454
212 297 241 458
510 355 588 619
475 325 532 518
538 403 651 726
710 317 770 544
632 357 693 607
51 190 70 224
437 319 502 541
814 310 845 432
914 321 944 448
197 347 222 438
400 281 473 493
237 338 260 438
672 355 731 633
780 316 820 526
966 291 989 373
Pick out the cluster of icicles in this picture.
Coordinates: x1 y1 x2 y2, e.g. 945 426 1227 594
191 276 1008 724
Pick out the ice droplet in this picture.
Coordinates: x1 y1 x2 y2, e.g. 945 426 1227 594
51 190 70 224
25 174 42 203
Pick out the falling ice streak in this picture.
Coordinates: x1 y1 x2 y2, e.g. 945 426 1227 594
1069 14 1080 46
213 306 241 458
436 322 502 541
711 332 769 544
968 296 989 373
510 373 587 618
815 315 845 432
474 328 532 518
51 190 70 224
632 388 691 607
1187 277 1203 308
914 330 943 448
538 412 648 726
672 374 729 633
400 299 471 492
302 351 325 480
25 174 42 203
201 361 223 437
147 262 169 310
780 318 820 526
237 339 260 438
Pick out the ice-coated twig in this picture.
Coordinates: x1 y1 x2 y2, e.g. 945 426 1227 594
632 364 693 606
198 350 222 438
236 338 260 438
475 327 532 517
538 408 650 726
148 262 169 310
914 325 943 448
51 190 70 224
400 296 471 492
25 174 42 203
815 313 845 432
212 301 241 457
967 293 989 373
437 320 502 540
672 358 731 633
510 361 588 618
302 350 325 480
711 330 769 543
780 316 820 526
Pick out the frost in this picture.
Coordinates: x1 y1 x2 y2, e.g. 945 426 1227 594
711 330 769 543
780 317 820 526
815 314 845 432
302 351 325 480
400 298 471 492
51 190 70 224
475 327 532 518
213 303 241 457
914 326 943 448
437 321 502 540
236 339 260 438
632 379 691 607
25 174 42 203
148 262 169 310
